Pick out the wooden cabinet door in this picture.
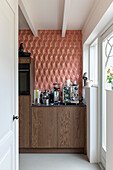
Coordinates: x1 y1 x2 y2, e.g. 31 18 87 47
57 107 85 148
19 96 30 148
32 107 57 148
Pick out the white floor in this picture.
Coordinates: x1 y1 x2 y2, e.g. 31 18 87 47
20 154 100 170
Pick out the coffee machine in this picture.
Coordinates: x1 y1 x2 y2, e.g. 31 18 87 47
63 85 79 104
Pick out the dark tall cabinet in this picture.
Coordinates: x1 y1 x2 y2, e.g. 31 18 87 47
19 57 35 149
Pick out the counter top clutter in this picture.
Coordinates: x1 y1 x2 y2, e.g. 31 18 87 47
32 103 86 107
34 80 80 106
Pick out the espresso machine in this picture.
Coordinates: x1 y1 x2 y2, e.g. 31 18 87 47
63 85 79 104
70 85 79 104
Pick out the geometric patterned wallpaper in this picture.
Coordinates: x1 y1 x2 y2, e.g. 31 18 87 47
19 30 82 98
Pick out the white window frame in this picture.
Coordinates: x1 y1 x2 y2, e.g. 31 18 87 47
89 38 98 86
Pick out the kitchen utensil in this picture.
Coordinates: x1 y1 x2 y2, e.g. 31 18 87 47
42 99 49 105
42 90 50 105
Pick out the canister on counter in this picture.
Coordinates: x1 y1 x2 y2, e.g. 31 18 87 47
34 90 41 104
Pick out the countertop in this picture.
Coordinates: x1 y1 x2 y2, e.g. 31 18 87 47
32 103 86 107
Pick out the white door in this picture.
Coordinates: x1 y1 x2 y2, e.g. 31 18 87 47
0 0 18 170
100 24 113 168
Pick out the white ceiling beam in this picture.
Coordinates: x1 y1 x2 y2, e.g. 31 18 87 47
19 0 37 37
62 0 71 37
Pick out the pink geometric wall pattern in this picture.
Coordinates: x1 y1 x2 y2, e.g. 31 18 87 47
19 30 83 98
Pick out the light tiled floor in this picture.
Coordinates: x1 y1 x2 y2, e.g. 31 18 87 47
20 154 100 170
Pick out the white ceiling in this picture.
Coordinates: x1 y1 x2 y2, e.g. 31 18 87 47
19 0 95 31
67 0 94 30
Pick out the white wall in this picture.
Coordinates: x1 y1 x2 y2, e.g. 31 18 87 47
82 0 113 168
82 0 113 44
83 44 89 78
85 87 90 160
106 90 113 170
85 87 98 163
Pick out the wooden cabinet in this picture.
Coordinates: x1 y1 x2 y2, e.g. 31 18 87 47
57 107 85 148
19 57 31 64
31 106 86 153
19 57 35 151
20 105 86 153
32 107 57 148
19 96 30 148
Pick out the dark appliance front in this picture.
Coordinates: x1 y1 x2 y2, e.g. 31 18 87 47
19 63 30 95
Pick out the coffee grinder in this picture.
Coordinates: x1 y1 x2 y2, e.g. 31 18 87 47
53 83 60 104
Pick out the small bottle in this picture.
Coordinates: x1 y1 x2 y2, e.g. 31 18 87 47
73 80 77 86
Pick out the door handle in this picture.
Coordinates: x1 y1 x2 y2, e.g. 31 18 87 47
13 115 19 121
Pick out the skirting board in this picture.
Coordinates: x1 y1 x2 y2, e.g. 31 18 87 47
19 148 85 154
98 162 105 170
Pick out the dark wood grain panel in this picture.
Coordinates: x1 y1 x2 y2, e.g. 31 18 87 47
32 107 57 148
19 96 30 148
19 57 31 63
57 107 85 148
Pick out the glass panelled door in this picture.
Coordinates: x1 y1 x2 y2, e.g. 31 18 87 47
101 25 113 167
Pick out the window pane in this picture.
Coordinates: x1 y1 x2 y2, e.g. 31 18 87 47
102 32 113 151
